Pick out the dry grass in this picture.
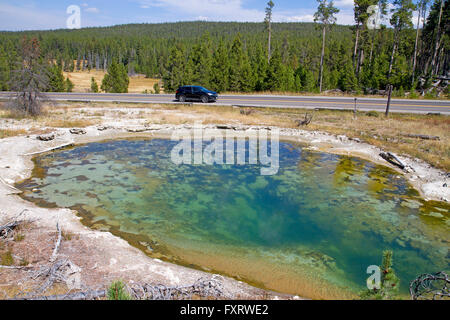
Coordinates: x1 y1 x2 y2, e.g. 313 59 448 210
64 71 160 94
0 129 28 139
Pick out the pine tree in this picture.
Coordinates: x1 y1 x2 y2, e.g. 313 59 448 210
153 82 160 94
9 37 48 116
295 64 317 92
265 1 275 62
229 34 254 92
251 43 269 91
353 0 378 72
339 60 359 92
163 45 187 92
65 78 74 92
210 40 230 92
47 64 66 92
266 48 295 92
188 33 213 88
388 0 416 79
101 61 129 93
266 48 284 91
91 77 99 93
0 48 10 91
314 0 340 92
360 250 400 300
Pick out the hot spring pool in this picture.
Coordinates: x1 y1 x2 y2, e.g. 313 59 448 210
18 139 449 299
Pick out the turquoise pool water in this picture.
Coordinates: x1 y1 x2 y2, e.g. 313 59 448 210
18 139 449 299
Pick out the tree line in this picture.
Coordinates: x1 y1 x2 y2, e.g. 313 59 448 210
0 0 448 96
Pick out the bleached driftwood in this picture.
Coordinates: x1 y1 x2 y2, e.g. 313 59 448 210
404 134 440 141
380 152 406 170
50 223 62 263
22 142 74 156
0 210 28 239
129 277 227 300
0 265 33 270
0 176 22 195
31 259 77 294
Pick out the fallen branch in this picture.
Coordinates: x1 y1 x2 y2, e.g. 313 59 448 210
380 152 406 170
31 259 73 294
0 265 33 270
22 142 74 156
130 277 228 300
50 223 62 263
0 176 22 194
0 210 27 239
404 134 440 141
296 113 313 127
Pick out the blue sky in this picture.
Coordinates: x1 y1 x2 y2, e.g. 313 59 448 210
0 0 361 31
0 0 422 31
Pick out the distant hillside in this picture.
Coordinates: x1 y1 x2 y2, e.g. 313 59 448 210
0 19 439 95
0 21 354 79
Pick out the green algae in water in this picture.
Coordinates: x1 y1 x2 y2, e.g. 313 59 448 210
18 139 449 299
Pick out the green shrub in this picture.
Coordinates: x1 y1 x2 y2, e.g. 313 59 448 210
107 280 132 300
153 83 160 94
91 77 99 93
409 90 419 99
424 89 437 99
366 111 379 118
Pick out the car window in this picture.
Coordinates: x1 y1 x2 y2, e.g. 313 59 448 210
193 87 201 93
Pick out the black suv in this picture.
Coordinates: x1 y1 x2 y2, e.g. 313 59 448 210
176 86 218 103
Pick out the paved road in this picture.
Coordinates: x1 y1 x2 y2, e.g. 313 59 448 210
1 92 449 114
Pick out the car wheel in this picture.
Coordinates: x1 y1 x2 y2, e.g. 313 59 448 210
179 95 186 103
201 95 209 103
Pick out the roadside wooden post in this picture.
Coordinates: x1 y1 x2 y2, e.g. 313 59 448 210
353 98 357 119
385 85 393 117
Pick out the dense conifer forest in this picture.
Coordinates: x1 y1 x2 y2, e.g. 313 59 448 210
0 0 448 95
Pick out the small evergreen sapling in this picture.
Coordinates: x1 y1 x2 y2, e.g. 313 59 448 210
107 280 132 300
360 250 400 300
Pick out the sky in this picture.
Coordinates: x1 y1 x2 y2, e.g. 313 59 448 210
0 0 422 32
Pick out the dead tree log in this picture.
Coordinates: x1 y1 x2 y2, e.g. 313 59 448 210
31 259 77 294
404 134 440 141
0 210 28 239
296 113 313 127
380 152 406 170
130 277 227 300
50 223 62 263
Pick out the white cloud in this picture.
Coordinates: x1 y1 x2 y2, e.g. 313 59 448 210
85 7 99 13
135 0 364 25
284 14 315 23
136 0 264 22
334 0 355 8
